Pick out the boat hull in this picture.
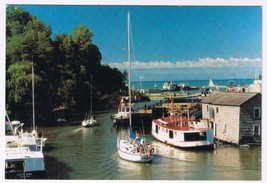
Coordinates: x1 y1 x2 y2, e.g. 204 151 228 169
152 118 214 150
5 147 46 179
5 170 46 179
82 119 97 127
118 140 153 163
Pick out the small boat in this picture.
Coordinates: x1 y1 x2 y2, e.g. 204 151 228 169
111 96 133 125
161 81 178 92
82 115 97 127
5 112 46 152
82 75 98 127
152 113 214 149
5 113 46 179
201 78 228 96
117 12 154 163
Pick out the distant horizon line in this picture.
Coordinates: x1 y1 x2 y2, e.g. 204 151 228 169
131 77 256 83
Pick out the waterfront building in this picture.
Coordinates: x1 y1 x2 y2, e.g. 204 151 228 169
201 92 261 145
248 79 262 93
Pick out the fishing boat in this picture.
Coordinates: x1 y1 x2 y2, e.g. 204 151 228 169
117 12 154 163
151 101 214 149
82 75 98 127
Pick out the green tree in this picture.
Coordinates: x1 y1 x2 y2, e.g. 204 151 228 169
6 6 54 122
6 6 127 123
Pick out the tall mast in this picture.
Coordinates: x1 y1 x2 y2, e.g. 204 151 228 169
127 12 131 126
90 75 93 116
32 64 35 131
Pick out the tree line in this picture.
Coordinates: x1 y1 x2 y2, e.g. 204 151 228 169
6 6 127 125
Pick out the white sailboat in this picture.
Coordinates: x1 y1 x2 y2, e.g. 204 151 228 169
82 75 97 127
117 12 154 163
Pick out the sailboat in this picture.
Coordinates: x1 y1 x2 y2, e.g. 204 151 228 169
82 75 97 127
117 12 154 163
5 65 47 152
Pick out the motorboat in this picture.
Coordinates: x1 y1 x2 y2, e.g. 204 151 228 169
5 114 47 152
5 146 46 179
5 112 46 179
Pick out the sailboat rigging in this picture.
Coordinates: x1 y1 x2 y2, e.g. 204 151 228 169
117 12 154 163
82 75 97 127
32 65 36 134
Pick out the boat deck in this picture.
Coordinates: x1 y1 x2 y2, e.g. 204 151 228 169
153 115 208 131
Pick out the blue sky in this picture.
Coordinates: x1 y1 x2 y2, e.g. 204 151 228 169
16 5 262 81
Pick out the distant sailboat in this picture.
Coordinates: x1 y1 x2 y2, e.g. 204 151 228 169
117 12 154 163
82 75 97 127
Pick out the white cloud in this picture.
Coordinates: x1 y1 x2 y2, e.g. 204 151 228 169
108 57 262 70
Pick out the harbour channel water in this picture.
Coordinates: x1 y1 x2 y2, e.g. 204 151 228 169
43 110 261 180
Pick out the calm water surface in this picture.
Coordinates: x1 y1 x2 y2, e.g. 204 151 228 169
43 111 261 180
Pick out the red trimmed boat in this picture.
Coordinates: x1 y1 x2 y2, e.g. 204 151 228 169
152 115 214 149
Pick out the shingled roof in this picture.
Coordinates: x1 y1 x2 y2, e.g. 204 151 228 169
201 92 260 106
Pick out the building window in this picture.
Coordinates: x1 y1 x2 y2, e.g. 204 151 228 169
254 107 261 118
253 125 260 136
207 105 209 112
216 107 219 113
223 124 227 133
209 107 215 119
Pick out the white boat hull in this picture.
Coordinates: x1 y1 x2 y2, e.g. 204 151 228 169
5 147 46 179
152 120 214 149
118 140 153 163
82 119 97 127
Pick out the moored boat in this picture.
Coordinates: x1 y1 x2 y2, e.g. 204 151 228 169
5 112 46 179
152 115 214 149
5 146 46 179
111 96 133 125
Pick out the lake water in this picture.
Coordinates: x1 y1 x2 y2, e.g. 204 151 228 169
42 110 261 180
132 78 254 90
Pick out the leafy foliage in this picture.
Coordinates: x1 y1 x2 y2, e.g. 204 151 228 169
6 6 126 124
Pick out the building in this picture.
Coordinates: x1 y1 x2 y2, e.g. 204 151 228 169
201 92 261 145
248 79 262 93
